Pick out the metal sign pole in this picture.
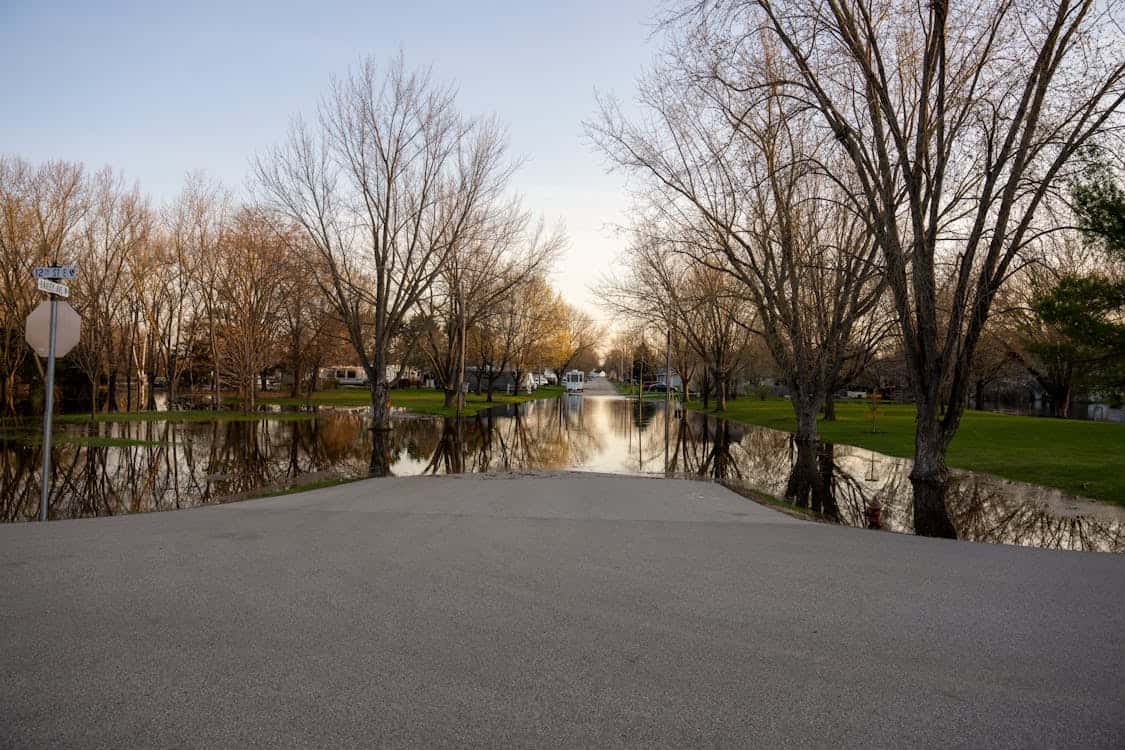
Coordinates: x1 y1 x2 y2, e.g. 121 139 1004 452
39 294 58 521
665 325 671 476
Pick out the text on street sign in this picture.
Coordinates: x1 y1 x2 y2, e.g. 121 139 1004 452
33 266 77 280
36 278 69 297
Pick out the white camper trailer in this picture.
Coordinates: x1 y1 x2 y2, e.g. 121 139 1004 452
564 369 585 393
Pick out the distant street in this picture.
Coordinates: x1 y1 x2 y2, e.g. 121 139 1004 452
3 473 1123 747
581 374 619 395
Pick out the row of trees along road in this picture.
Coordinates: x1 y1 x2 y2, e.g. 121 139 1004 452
591 0 1124 536
0 160 350 415
2 58 596 423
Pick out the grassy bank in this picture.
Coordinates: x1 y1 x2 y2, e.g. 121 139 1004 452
687 398 1125 505
262 385 565 418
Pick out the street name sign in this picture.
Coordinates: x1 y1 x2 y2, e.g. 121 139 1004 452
33 266 77 280
36 278 69 297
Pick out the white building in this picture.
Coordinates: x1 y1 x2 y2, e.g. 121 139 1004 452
653 369 683 390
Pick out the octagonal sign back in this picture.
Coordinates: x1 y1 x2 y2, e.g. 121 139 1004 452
25 301 81 358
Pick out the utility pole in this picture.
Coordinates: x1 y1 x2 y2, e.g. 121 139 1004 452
664 324 671 475
638 331 644 403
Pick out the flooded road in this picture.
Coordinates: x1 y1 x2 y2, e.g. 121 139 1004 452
2 394 1121 552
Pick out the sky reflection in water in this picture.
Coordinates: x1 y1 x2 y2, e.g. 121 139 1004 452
2 395 1121 553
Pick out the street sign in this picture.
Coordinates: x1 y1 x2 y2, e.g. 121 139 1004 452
26 298 82 520
36 278 69 297
33 266 77 280
25 301 81 358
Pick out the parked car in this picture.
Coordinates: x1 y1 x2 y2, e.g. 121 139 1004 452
646 383 680 393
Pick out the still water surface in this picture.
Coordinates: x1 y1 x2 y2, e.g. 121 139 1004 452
2 395 1121 552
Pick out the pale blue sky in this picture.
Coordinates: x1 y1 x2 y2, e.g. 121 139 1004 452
0 0 661 314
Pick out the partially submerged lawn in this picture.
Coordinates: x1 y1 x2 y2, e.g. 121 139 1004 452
55 410 316 424
263 385 564 418
687 398 1125 505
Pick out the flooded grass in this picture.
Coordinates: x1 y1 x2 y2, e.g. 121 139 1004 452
54 409 318 424
0 430 156 448
689 399 1125 506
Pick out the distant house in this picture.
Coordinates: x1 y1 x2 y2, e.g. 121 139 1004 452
387 365 422 386
320 366 368 387
652 369 683 390
465 368 537 395
319 365 422 388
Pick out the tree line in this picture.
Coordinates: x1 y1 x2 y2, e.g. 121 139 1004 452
590 0 1124 537
0 56 601 424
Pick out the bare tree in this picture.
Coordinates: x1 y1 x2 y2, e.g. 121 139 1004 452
168 173 230 409
256 55 516 432
421 206 561 409
0 158 87 412
682 0 1125 535
70 169 150 414
590 49 887 443
547 299 604 379
213 208 288 412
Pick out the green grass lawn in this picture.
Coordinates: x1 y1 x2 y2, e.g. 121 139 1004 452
262 385 565 418
686 399 1125 504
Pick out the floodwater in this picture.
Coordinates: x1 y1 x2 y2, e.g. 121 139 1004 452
2 395 1121 552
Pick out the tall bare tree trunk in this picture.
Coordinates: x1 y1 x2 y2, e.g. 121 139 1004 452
369 377 391 431
910 401 957 538
822 396 836 421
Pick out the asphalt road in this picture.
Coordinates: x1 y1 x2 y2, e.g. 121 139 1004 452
582 375 620 396
2 473 1123 748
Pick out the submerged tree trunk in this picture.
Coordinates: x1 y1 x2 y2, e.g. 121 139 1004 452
910 405 957 538
784 437 832 513
785 397 833 512
368 427 391 477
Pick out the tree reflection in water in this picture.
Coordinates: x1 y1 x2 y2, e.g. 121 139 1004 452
1 398 1120 552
